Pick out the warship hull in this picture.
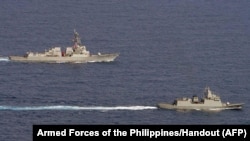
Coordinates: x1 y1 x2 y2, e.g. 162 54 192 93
157 87 244 111
8 30 119 63
9 53 119 63
157 103 244 111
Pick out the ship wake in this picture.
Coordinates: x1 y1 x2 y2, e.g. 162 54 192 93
0 57 9 62
0 105 157 111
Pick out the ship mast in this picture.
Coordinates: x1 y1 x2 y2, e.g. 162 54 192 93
72 29 88 54
73 29 82 46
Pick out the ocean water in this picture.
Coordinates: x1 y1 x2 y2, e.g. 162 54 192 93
0 0 250 140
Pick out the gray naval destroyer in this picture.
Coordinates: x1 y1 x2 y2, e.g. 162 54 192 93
157 87 244 111
9 30 119 63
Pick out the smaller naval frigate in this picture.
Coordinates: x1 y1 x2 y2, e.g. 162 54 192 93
9 30 119 63
157 87 244 111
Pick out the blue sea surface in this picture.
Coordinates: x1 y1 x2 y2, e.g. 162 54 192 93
0 0 250 140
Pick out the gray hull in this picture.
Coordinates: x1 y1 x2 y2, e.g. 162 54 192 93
157 87 244 111
8 30 119 63
9 53 119 63
157 103 244 111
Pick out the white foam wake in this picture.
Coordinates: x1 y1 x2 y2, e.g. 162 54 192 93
0 105 157 111
0 57 9 61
